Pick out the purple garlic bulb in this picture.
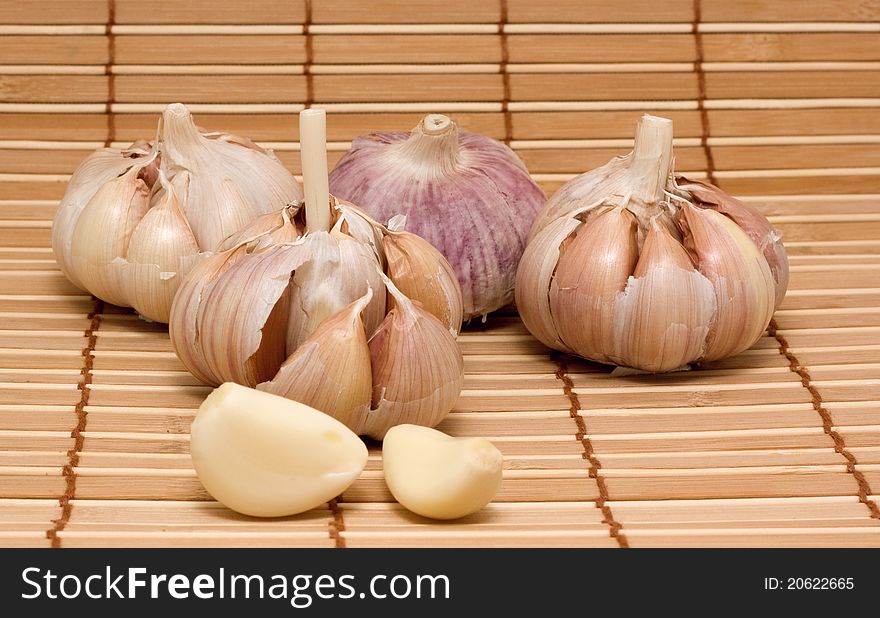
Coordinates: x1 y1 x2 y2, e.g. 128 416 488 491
329 114 546 320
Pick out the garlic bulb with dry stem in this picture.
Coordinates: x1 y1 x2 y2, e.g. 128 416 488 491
169 109 464 439
52 103 302 322
516 114 789 372
329 114 546 320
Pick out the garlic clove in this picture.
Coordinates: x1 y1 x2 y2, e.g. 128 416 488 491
382 228 463 335
169 246 249 385
286 231 383 351
613 225 716 371
123 173 201 322
53 144 156 289
161 103 302 250
336 231 386 337
382 424 503 520
676 176 789 308
514 214 582 352
196 242 310 386
191 382 368 518
363 275 464 440
549 206 639 364
258 289 373 432
679 204 776 362
69 166 151 307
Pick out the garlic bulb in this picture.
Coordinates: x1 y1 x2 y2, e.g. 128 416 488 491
329 114 546 320
52 103 302 322
169 109 464 439
516 114 789 372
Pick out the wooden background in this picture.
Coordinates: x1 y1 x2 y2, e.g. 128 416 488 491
1 0 879 547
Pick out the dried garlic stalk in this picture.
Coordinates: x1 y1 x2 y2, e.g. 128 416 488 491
516 114 789 372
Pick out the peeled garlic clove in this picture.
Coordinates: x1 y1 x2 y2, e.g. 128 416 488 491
613 225 716 371
161 103 302 250
258 290 373 432
382 424 502 520
169 246 248 385
676 176 789 308
191 382 368 518
330 114 546 320
679 204 776 361
197 243 310 386
123 174 201 322
549 207 639 364
382 228 463 334
69 167 151 307
514 214 582 352
363 276 463 440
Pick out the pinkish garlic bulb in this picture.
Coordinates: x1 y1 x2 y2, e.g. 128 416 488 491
329 114 546 320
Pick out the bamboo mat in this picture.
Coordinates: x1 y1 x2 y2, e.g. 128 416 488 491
1 0 880 548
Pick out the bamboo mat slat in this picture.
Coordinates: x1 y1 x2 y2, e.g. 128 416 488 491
0 0 879 548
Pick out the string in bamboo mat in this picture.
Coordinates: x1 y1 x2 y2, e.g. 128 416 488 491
1 0 880 547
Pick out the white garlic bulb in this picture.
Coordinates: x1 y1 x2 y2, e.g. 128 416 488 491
516 115 789 372
52 103 303 322
329 114 546 320
169 110 464 439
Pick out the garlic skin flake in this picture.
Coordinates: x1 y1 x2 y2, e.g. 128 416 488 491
191 383 368 518
329 114 546 320
52 103 303 323
382 424 503 520
170 109 464 438
516 114 789 372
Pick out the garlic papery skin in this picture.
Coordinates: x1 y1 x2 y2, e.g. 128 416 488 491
169 109 464 437
516 114 789 372
52 103 303 323
191 382 368 518
382 424 502 520
329 114 546 320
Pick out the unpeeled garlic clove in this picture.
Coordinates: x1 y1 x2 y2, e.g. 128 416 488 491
514 214 582 352
53 143 156 289
169 246 247 385
191 382 368 518
286 230 383 351
258 290 373 432
195 242 310 386
123 172 201 322
382 424 502 520
549 206 639 365
613 225 716 371
382 226 463 334
678 204 776 361
70 166 152 306
363 275 464 440
676 176 789 307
